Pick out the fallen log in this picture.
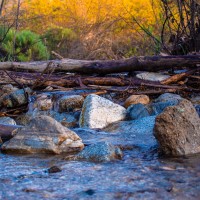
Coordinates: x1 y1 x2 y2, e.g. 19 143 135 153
0 55 200 75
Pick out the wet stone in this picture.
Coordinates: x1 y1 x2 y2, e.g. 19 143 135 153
103 116 157 150
47 166 62 173
74 142 123 162
84 189 95 196
2 115 84 154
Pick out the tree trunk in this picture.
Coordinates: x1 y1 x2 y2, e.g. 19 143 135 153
0 55 199 75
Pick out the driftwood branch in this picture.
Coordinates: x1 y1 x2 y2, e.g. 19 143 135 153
0 70 199 93
161 68 200 85
0 55 200 75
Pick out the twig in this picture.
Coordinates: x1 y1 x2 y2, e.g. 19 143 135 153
51 51 64 60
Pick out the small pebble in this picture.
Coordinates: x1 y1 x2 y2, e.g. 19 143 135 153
47 166 62 173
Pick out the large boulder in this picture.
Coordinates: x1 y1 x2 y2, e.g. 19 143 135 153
154 99 200 156
1 116 84 154
79 94 126 129
74 142 123 162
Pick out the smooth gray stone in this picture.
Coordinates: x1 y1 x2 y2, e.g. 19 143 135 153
75 142 123 162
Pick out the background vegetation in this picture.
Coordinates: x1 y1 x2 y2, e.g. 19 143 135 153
0 0 200 61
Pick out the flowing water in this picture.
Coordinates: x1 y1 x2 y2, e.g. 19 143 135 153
1 91 200 199
1 141 200 199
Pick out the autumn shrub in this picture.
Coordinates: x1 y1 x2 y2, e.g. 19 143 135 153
0 28 49 61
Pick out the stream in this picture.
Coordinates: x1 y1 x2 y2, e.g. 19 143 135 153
1 90 200 199
1 142 200 199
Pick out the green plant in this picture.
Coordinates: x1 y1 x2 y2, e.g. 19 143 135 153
43 26 77 57
0 28 49 61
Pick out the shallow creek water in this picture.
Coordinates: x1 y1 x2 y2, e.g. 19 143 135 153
1 91 200 199
1 144 200 200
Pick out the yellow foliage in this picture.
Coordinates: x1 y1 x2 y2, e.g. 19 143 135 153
16 0 162 34
2 0 164 58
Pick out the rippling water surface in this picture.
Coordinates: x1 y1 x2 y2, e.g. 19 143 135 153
1 148 200 200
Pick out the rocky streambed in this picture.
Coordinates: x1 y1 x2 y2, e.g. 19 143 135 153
0 84 200 199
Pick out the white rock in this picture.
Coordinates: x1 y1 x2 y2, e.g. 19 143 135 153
79 94 126 129
136 72 170 82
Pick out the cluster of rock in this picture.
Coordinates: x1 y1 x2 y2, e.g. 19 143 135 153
0 83 200 161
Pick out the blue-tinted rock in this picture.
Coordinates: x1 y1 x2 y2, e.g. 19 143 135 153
75 142 123 162
150 100 179 115
127 103 150 120
154 93 182 103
